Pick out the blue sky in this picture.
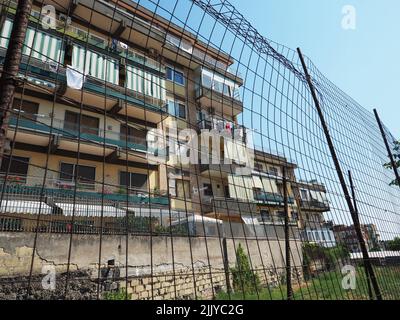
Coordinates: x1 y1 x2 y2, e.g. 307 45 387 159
231 0 400 138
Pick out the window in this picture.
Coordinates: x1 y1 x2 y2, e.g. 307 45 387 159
167 99 186 119
254 162 263 172
277 211 286 221
269 166 279 176
120 124 147 146
64 111 99 136
260 210 270 221
0 156 29 181
12 98 39 120
176 180 190 199
120 171 148 191
300 189 309 200
202 73 213 88
166 34 193 54
203 183 213 196
166 66 185 86
60 163 96 188
224 185 230 198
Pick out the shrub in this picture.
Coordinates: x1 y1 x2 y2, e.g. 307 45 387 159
230 244 261 294
104 289 132 300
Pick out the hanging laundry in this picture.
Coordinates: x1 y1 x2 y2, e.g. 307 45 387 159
225 122 232 133
118 41 128 50
66 66 85 90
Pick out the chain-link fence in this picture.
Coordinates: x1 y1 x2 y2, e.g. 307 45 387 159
0 0 399 300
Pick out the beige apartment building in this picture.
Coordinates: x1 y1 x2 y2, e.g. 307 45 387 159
0 0 247 227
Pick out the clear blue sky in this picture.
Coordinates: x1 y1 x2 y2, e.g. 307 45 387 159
231 0 400 138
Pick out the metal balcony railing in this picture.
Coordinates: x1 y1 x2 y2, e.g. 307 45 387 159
8 115 155 154
0 174 169 207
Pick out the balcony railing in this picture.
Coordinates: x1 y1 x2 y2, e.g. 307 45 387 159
300 199 330 210
8 115 156 154
258 216 298 225
254 192 295 205
0 174 169 206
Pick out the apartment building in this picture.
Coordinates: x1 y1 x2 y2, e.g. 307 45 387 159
333 223 381 253
295 180 336 247
198 147 300 239
0 0 245 228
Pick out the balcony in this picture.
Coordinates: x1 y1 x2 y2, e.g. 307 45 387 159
8 115 163 161
195 68 243 117
0 174 169 207
254 192 295 205
257 215 298 226
202 197 257 216
195 86 243 118
165 34 243 84
300 199 330 211
0 14 167 123
2 1 165 74
197 118 247 144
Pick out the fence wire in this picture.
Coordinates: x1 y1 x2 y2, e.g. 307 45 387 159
0 0 399 300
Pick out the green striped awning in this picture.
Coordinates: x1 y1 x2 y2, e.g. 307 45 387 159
0 19 12 48
1 19 64 64
23 27 63 63
126 65 166 101
72 45 119 85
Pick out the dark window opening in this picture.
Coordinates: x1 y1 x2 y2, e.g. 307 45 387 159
120 171 148 191
203 183 213 196
59 163 96 189
64 111 99 136
12 98 39 121
120 124 147 146
0 156 29 182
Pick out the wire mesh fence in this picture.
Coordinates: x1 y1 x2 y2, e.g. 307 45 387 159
0 0 399 300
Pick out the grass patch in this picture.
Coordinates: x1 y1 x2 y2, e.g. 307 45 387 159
216 266 400 300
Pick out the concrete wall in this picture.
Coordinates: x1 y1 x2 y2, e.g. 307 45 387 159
0 233 303 299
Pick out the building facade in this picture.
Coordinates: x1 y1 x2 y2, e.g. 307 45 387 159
333 224 381 253
295 180 336 247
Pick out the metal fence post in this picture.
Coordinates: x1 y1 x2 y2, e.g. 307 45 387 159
297 47 382 300
348 170 374 300
222 237 232 295
373 109 400 188
283 167 292 300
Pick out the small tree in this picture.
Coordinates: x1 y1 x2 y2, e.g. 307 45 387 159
384 140 400 186
230 244 260 294
386 237 400 251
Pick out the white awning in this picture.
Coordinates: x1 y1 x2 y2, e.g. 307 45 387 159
0 200 52 215
242 216 259 225
261 177 279 194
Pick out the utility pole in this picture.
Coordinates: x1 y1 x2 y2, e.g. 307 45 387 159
0 0 32 168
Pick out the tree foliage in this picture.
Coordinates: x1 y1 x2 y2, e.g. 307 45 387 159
302 243 350 279
384 140 400 186
386 237 400 251
230 243 261 294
